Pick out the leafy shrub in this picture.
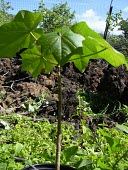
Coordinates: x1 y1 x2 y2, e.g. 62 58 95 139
0 114 128 170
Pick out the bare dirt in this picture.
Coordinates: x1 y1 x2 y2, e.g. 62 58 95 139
0 52 128 130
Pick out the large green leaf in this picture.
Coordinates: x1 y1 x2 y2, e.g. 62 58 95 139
71 21 102 39
13 10 42 31
37 28 85 66
0 10 42 58
69 47 90 73
69 41 105 73
83 36 128 68
21 46 57 77
70 22 128 71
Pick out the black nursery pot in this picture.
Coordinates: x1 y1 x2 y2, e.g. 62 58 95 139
22 163 77 170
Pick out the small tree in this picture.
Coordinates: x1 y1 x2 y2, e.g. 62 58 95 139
107 18 128 57
0 1 14 26
34 1 75 33
0 10 127 170
119 18 128 39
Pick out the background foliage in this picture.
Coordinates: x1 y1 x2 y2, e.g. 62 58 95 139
0 114 128 170
0 1 14 26
34 1 75 33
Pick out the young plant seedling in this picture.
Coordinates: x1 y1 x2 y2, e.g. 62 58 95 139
0 10 127 170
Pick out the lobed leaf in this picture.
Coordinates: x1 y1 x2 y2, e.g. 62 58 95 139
13 10 42 31
69 47 92 73
0 10 42 58
71 21 102 39
71 21 128 71
83 36 128 68
37 28 85 66
21 46 57 77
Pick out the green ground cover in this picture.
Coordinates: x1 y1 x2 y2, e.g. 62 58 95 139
0 114 128 170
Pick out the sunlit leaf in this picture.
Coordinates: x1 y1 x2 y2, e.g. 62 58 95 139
71 21 102 39
97 159 112 170
0 10 42 58
71 21 128 70
69 47 90 72
70 54 89 73
116 124 128 133
21 46 57 77
13 10 42 31
99 128 111 137
78 159 92 168
37 28 84 66
15 143 23 155
83 36 128 68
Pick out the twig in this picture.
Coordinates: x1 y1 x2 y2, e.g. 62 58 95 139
9 75 31 92
9 76 31 83
8 96 27 106
3 71 9 76
10 81 16 92
10 155 38 170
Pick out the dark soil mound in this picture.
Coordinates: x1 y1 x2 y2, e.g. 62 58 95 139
0 54 128 130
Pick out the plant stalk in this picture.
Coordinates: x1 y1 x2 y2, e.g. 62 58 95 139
56 65 62 170
30 32 38 41
103 0 113 39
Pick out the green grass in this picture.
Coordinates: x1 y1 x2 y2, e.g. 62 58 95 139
0 114 128 170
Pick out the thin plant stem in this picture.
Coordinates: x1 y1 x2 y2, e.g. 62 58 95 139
56 65 62 170
10 155 38 170
30 32 38 41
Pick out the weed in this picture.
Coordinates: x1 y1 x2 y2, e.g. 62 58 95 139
0 114 128 170
21 92 49 113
